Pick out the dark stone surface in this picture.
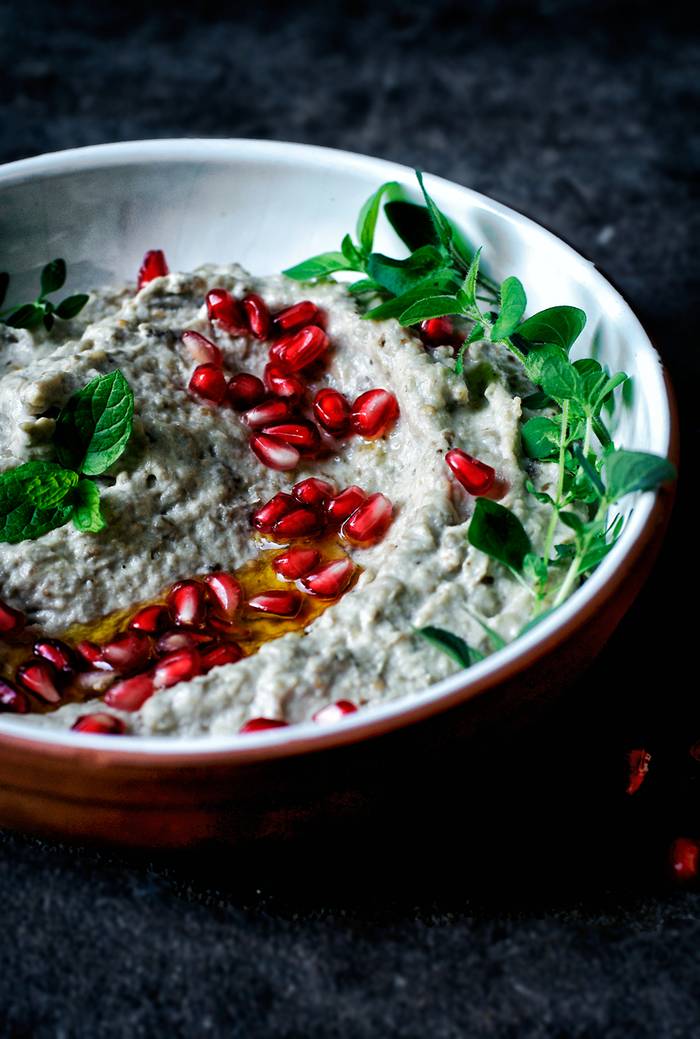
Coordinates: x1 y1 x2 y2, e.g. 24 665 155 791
1 1 699 1035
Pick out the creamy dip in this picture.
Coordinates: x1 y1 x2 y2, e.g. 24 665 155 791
0 265 555 736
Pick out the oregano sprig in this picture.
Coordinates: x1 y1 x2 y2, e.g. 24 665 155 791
0 370 134 544
284 170 677 671
0 259 89 333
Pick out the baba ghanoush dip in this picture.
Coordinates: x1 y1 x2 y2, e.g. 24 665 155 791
0 257 552 737
3 176 671 739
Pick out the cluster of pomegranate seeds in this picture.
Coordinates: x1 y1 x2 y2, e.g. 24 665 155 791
137 249 169 290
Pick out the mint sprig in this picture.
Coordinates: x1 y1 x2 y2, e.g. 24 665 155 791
284 171 676 671
0 259 89 333
0 371 134 544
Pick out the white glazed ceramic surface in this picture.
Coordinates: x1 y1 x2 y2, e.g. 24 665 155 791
0 139 672 754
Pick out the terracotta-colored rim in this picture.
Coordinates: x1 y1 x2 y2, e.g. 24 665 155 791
0 140 680 774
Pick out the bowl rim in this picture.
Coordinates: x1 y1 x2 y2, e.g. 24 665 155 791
0 137 679 762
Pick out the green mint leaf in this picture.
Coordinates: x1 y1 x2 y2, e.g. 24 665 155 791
521 416 561 460
384 199 438 251
414 170 473 270
559 511 584 535
524 344 582 401
55 370 135 476
282 252 352 281
347 278 385 296
71 478 106 533
40 258 66 297
468 498 531 573
458 248 482 309
517 305 587 352
56 293 89 320
571 445 606 498
0 463 76 544
356 181 398 256
5 302 45 329
604 449 676 500
399 295 460 326
341 234 364 268
0 272 8 308
364 272 461 321
491 276 527 340
366 245 448 297
415 626 482 668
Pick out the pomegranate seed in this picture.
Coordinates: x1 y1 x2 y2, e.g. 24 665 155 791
129 604 168 635
0 677 28 714
189 363 228 405
262 421 320 454
104 672 156 711
264 363 306 401
445 448 496 496
351 388 400 439
301 557 355 598
203 572 242 620
669 838 700 883
273 325 329 372
33 638 75 673
153 648 202 689
156 629 214 655
16 660 61 704
72 713 126 735
74 670 117 697
248 590 302 617
206 288 247 334
626 748 652 795
420 316 454 344
201 643 243 673
99 632 152 675
252 492 297 533
273 300 320 334
228 373 266 411
250 433 300 472
181 329 223 367
137 249 169 289
292 477 335 508
167 580 208 627
273 547 320 580
0 598 25 637
313 388 352 436
273 507 323 540
243 398 295 429
312 700 358 724
342 493 393 546
325 485 367 526
75 640 107 669
242 293 271 339
239 716 289 733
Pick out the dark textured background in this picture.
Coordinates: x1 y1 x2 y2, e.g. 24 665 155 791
1 1 699 1036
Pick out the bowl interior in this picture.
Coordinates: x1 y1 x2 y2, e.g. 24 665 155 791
0 139 672 752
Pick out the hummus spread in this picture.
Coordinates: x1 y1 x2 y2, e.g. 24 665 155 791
0 265 553 737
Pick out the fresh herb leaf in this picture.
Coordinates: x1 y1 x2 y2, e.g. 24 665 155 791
71 478 106 533
356 182 398 255
55 370 135 476
384 199 438 251
282 252 352 281
468 498 531 573
491 276 527 340
40 259 66 297
525 344 581 401
366 246 449 297
415 625 482 668
399 295 460 326
55 294 89 320
604 449 676 500
458 248 482 310
364 272 461 321
341 234 364 268
5 302 45 329
521 416 561 460
517 305 586 351
0 462 77 544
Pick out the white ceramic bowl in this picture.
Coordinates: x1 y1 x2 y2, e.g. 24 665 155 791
0 140 677 846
